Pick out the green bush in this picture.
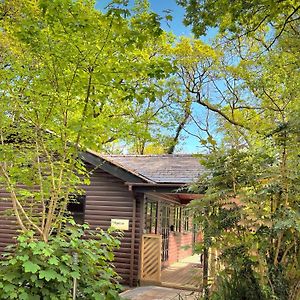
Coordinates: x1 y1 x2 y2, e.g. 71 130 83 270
210 269 268 300
0 223 122 299
209 246 271 300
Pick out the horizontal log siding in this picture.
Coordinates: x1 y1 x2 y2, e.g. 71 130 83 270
0 191 17 254
0 164 142 285
83 165 141 285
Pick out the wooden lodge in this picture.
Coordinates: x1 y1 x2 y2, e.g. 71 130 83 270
0 151 204 286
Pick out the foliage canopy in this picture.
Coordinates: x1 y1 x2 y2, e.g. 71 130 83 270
177 1 300 299
0 0 179 240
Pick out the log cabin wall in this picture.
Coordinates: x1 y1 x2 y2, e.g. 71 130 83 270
83 164 142 286
0 190 17 254
0 164 142 286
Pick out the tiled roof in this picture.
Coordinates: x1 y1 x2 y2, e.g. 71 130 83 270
100 154 204 184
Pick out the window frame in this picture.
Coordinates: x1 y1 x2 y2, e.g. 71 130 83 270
67 194 86 225
182 208 190 232
173 206 182 232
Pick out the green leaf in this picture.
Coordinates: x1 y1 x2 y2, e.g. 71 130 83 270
23 261 41 274
19 291 30 300
70 271 80 279
3 283 15 293
48 257 59 266
39 269 59 281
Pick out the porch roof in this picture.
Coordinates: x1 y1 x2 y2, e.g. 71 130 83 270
146 192 203 205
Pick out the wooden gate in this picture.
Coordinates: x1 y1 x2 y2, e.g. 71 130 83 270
140 234 162 284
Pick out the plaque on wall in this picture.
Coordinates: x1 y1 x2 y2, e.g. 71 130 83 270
111 219 129 230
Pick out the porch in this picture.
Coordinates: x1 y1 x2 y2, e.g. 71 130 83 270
139 192 202 289
139 233 203 290
161 254 202 291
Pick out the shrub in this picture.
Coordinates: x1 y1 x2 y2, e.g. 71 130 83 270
0 223 122 299
210 269 268 300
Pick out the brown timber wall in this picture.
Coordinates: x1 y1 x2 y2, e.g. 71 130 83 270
83 165 142 286
0 190 17 254
0 164 142 286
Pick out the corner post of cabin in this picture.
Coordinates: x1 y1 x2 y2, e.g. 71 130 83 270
138 193 146 283
129 185 136 287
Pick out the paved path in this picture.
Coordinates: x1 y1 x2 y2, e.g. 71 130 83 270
120 286 200 300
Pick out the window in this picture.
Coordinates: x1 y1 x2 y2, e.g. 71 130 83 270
144 201 158 234
173 206 182 232
67 194 86 224
183 208 190 231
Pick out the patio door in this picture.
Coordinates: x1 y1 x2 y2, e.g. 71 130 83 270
143 196 171 265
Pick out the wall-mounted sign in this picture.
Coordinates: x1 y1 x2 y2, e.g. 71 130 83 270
111 219 129 230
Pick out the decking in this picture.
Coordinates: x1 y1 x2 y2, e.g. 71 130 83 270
161 255 203 291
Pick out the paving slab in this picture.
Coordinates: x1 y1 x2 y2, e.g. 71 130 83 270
120 286 200 300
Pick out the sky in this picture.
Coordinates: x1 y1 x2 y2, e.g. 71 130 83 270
144 0 192 37
95 0 215 41
95 0 190 34
95 1 216 153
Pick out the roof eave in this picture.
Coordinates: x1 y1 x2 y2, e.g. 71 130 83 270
124 181 191 194
80 151 154 184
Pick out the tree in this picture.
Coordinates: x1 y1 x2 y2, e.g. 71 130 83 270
0 0 175 241
175 1 300 299
177 0 300 49
0 0 180 297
